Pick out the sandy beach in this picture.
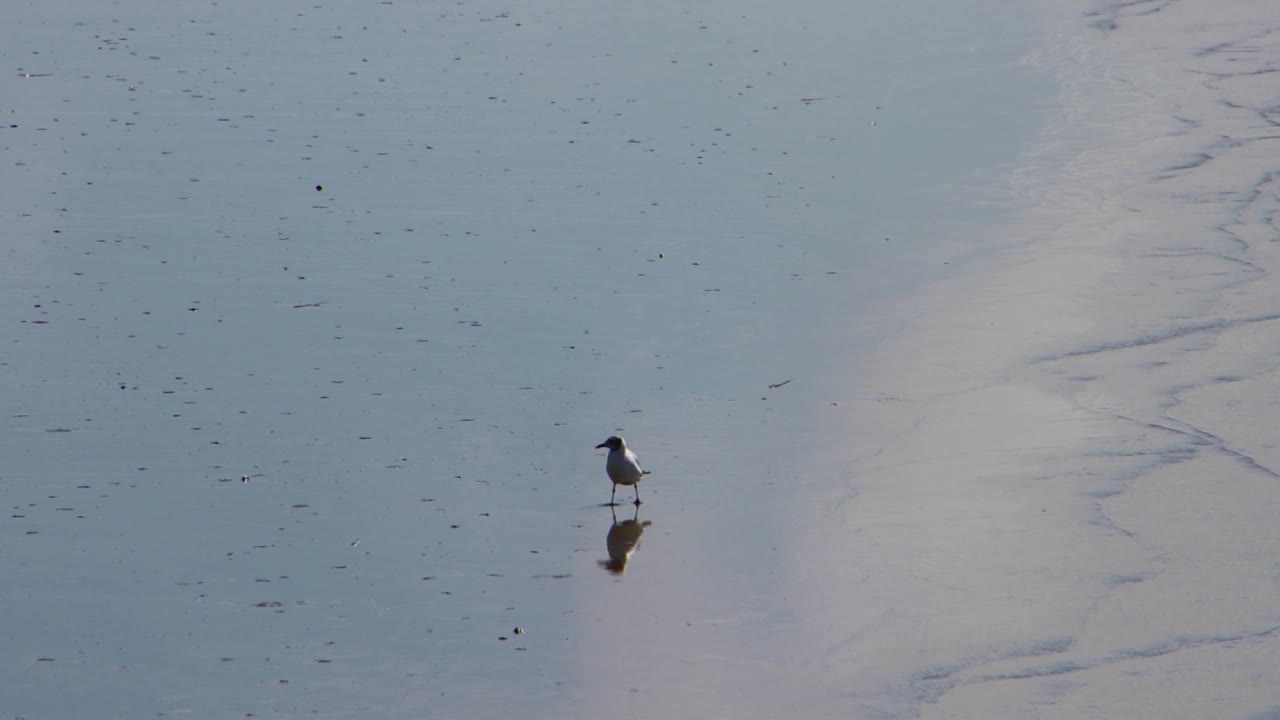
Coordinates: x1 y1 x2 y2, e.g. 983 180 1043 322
831 1 1280 715
3 0 1279 718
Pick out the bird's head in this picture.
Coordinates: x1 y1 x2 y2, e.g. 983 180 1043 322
595 435 624 451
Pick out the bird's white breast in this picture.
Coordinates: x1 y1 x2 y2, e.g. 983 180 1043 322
606 449 643 485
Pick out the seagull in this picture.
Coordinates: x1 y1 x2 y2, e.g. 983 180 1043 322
595 435 649 505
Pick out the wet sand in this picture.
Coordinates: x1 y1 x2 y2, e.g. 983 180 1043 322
3 0 1279 718
831 1 1280 716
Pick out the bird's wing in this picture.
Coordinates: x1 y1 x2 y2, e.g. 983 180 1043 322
629 450 649 474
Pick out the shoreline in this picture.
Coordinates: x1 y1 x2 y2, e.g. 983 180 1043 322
841 1 1280 715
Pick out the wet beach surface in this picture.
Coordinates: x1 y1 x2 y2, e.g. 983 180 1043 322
844 2 1280 717
5 0 1280 718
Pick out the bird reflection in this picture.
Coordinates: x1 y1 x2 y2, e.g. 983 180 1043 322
598 504 652 575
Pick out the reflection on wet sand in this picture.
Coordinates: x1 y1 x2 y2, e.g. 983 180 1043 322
598 505 653 575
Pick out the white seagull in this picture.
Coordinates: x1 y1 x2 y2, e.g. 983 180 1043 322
595 435 649 505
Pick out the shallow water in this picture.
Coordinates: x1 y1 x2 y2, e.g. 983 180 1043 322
1 1 1060 718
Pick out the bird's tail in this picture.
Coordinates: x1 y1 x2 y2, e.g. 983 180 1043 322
641 470 652 475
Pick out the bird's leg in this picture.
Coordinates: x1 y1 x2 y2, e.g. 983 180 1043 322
633 486 642 506
610 483 617 506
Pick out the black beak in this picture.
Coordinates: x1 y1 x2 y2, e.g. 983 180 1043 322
595 441 608 449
